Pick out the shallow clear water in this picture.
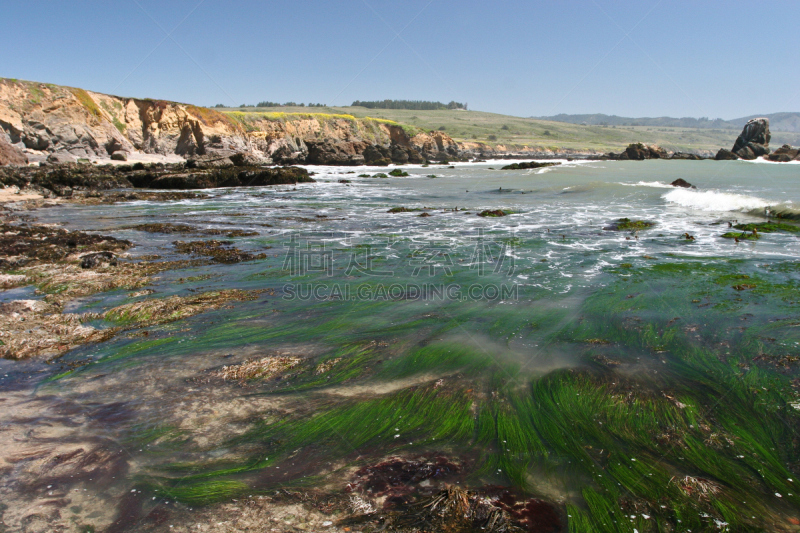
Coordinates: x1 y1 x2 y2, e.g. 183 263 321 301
5 159 800 532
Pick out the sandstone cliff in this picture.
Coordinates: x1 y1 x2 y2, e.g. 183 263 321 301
0 78 461 166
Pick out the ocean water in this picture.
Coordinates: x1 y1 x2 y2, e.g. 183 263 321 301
4 159 800 531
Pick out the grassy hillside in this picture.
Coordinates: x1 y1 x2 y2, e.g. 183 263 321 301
219 105 800 153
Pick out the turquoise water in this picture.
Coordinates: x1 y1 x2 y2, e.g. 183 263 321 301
4 159 800 531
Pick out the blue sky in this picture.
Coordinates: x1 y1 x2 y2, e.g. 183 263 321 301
2 1 798 119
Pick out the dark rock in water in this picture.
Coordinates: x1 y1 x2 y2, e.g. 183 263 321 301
732 118 770 158
478 209 508 217
670 152 704 160
626 143 667 160
604 218 655 231
715 148 739 161
0 163 134 197
140 166 313 189
0 223 131 269
80 251 117 269
173 240 266 264
501 161 560 170
0 138 28 166
736 145 757 160
110 151 128 161
767 144 799 162
604 143 668 160
670 178 696 189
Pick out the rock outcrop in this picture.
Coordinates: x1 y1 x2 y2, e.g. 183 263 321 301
131 166 312 189
0 160 312 197
767 144 800 162
714 148 739 160
670 178 696 189
731 118 770 160
603 143 668 160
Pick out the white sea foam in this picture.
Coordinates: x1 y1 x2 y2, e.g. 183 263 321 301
619 181 675 189
663 188 771 213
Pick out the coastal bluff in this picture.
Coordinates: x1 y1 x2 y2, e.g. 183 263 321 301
0 78 461 166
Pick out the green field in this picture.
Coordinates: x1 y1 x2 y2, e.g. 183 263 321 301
219 105 800 154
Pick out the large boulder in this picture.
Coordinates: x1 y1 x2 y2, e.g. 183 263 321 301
670 178 696 189
714 148 739 161
0 138 28 166
110 151 128 161
605 143 668 160
732 118 770 158
736 145 756 160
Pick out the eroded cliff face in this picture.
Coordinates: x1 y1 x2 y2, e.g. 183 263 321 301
0 79 251 163
0 79 461 166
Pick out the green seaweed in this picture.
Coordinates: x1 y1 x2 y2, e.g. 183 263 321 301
722 231 760 240
609 217 655 231
734 222 800 233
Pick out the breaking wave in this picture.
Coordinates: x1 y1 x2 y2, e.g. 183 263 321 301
663 188 800 219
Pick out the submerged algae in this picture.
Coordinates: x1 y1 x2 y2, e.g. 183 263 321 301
123 257 800 532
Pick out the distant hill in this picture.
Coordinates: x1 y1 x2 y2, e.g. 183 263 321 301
727 112 800 133
536 112 800 132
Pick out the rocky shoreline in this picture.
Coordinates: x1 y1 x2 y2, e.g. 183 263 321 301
600 117 800 163
4 78 797 170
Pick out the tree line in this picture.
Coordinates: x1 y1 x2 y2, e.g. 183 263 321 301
351 100 466 110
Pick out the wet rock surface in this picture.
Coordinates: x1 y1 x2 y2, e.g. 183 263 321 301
349 456 462 498
500 161 561 170
670 178 696 188
80 250 117 269
0 222 131 268
478 209 509 217
101 289 264 327
172 240 267 264
131 223 257 238
767 144 800 162
135 165 313 189
0 161 312 198
346 485 562 533
604 217 655 231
